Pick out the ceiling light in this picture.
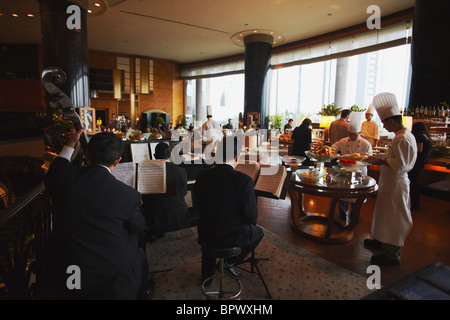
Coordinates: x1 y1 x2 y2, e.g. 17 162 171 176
88 10 93 13
27 14 34 17
12 13 18 17
94 2 101 6
231 29 285 47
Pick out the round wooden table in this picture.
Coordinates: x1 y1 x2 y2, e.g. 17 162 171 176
288 168 378 244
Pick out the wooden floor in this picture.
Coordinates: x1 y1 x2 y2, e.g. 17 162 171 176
257 192 450 287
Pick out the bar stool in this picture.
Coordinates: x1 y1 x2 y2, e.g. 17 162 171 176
201 245 242 300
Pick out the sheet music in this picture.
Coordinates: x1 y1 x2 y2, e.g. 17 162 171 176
235 162 260 182
112 162 136 188
254 165 287 198
130 143 150 163
137 160 166 194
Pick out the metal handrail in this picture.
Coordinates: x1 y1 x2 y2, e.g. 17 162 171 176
0 182 46 228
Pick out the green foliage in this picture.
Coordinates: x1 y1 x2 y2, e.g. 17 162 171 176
350 104 367 112
154 116 166 126
268 115 283 129
177 114 187 127
317 104 342 116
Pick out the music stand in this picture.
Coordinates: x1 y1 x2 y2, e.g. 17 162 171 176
235 249 272 299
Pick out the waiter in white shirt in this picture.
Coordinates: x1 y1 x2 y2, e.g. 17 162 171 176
331 112 372 221
365 92 417 266
361 104 379 148
201 105 221 143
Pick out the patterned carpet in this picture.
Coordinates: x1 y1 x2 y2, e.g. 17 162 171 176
146 227 371 300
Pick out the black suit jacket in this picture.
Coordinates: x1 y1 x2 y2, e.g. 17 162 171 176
142 162 189 235
44 157 146 299
193 164 263 248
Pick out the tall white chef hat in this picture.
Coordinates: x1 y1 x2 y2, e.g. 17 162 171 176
366 103 376 115
348 112 365 133
372 92 400 121
206 105 213 117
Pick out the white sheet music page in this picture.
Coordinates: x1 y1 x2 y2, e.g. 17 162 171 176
112 162 136 188
137 160 166 194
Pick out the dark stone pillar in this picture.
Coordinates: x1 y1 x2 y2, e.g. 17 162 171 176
39 0 90 110
409 0 450 108
244 34 273 127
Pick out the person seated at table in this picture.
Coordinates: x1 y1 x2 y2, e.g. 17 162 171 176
194 136 264 283
284 119 294 133
223 118 233 129
291 118 312 166
331 112 372 222
142 142 190 240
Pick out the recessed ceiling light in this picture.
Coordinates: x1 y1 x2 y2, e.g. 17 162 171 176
27 14 34 17
12 13 18 17
94 2 101 6
231 29 285 47
88 9 93 13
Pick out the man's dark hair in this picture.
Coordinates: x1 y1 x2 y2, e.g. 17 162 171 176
154 142 171 160
341 109 352 119
217 136 240 163
288 119 293 122
87 132 123 166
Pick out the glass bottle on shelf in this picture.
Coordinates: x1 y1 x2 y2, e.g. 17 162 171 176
420 106 424 117
415 106 420 117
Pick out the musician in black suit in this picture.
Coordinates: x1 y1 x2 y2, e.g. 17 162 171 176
142 142 190 239
43 128 148 300
194 136 264 281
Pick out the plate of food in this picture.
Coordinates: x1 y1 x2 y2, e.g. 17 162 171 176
306 145 338 162
298 171 327 183
281 155 305 165
337 158 369 172
339 152 369 161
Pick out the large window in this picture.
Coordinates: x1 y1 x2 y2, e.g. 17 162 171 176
185 74 245 128
185 45 411 132
267 43 411 127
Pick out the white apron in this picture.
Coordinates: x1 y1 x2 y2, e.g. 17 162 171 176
371 128 417 247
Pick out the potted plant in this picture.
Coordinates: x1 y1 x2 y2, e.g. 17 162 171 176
317 103 342 116
154 116 165 130
267 115 282 140
350 104 366 112
268 115 282 130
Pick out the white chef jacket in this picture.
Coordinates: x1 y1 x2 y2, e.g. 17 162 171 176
201 118 221 142
331 136 373 176
371 128 417 247
361 120 379 147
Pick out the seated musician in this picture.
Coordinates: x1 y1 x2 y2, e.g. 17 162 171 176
43 128 148 300
142 142 190 240
193 136 264 283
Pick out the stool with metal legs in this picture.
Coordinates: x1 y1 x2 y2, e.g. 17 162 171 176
201 245 242 300
235 249 272 299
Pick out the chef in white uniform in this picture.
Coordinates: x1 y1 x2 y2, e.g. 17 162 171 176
331 112 372 221
201 105 221 143
361 104 379 148
365 92 417 265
